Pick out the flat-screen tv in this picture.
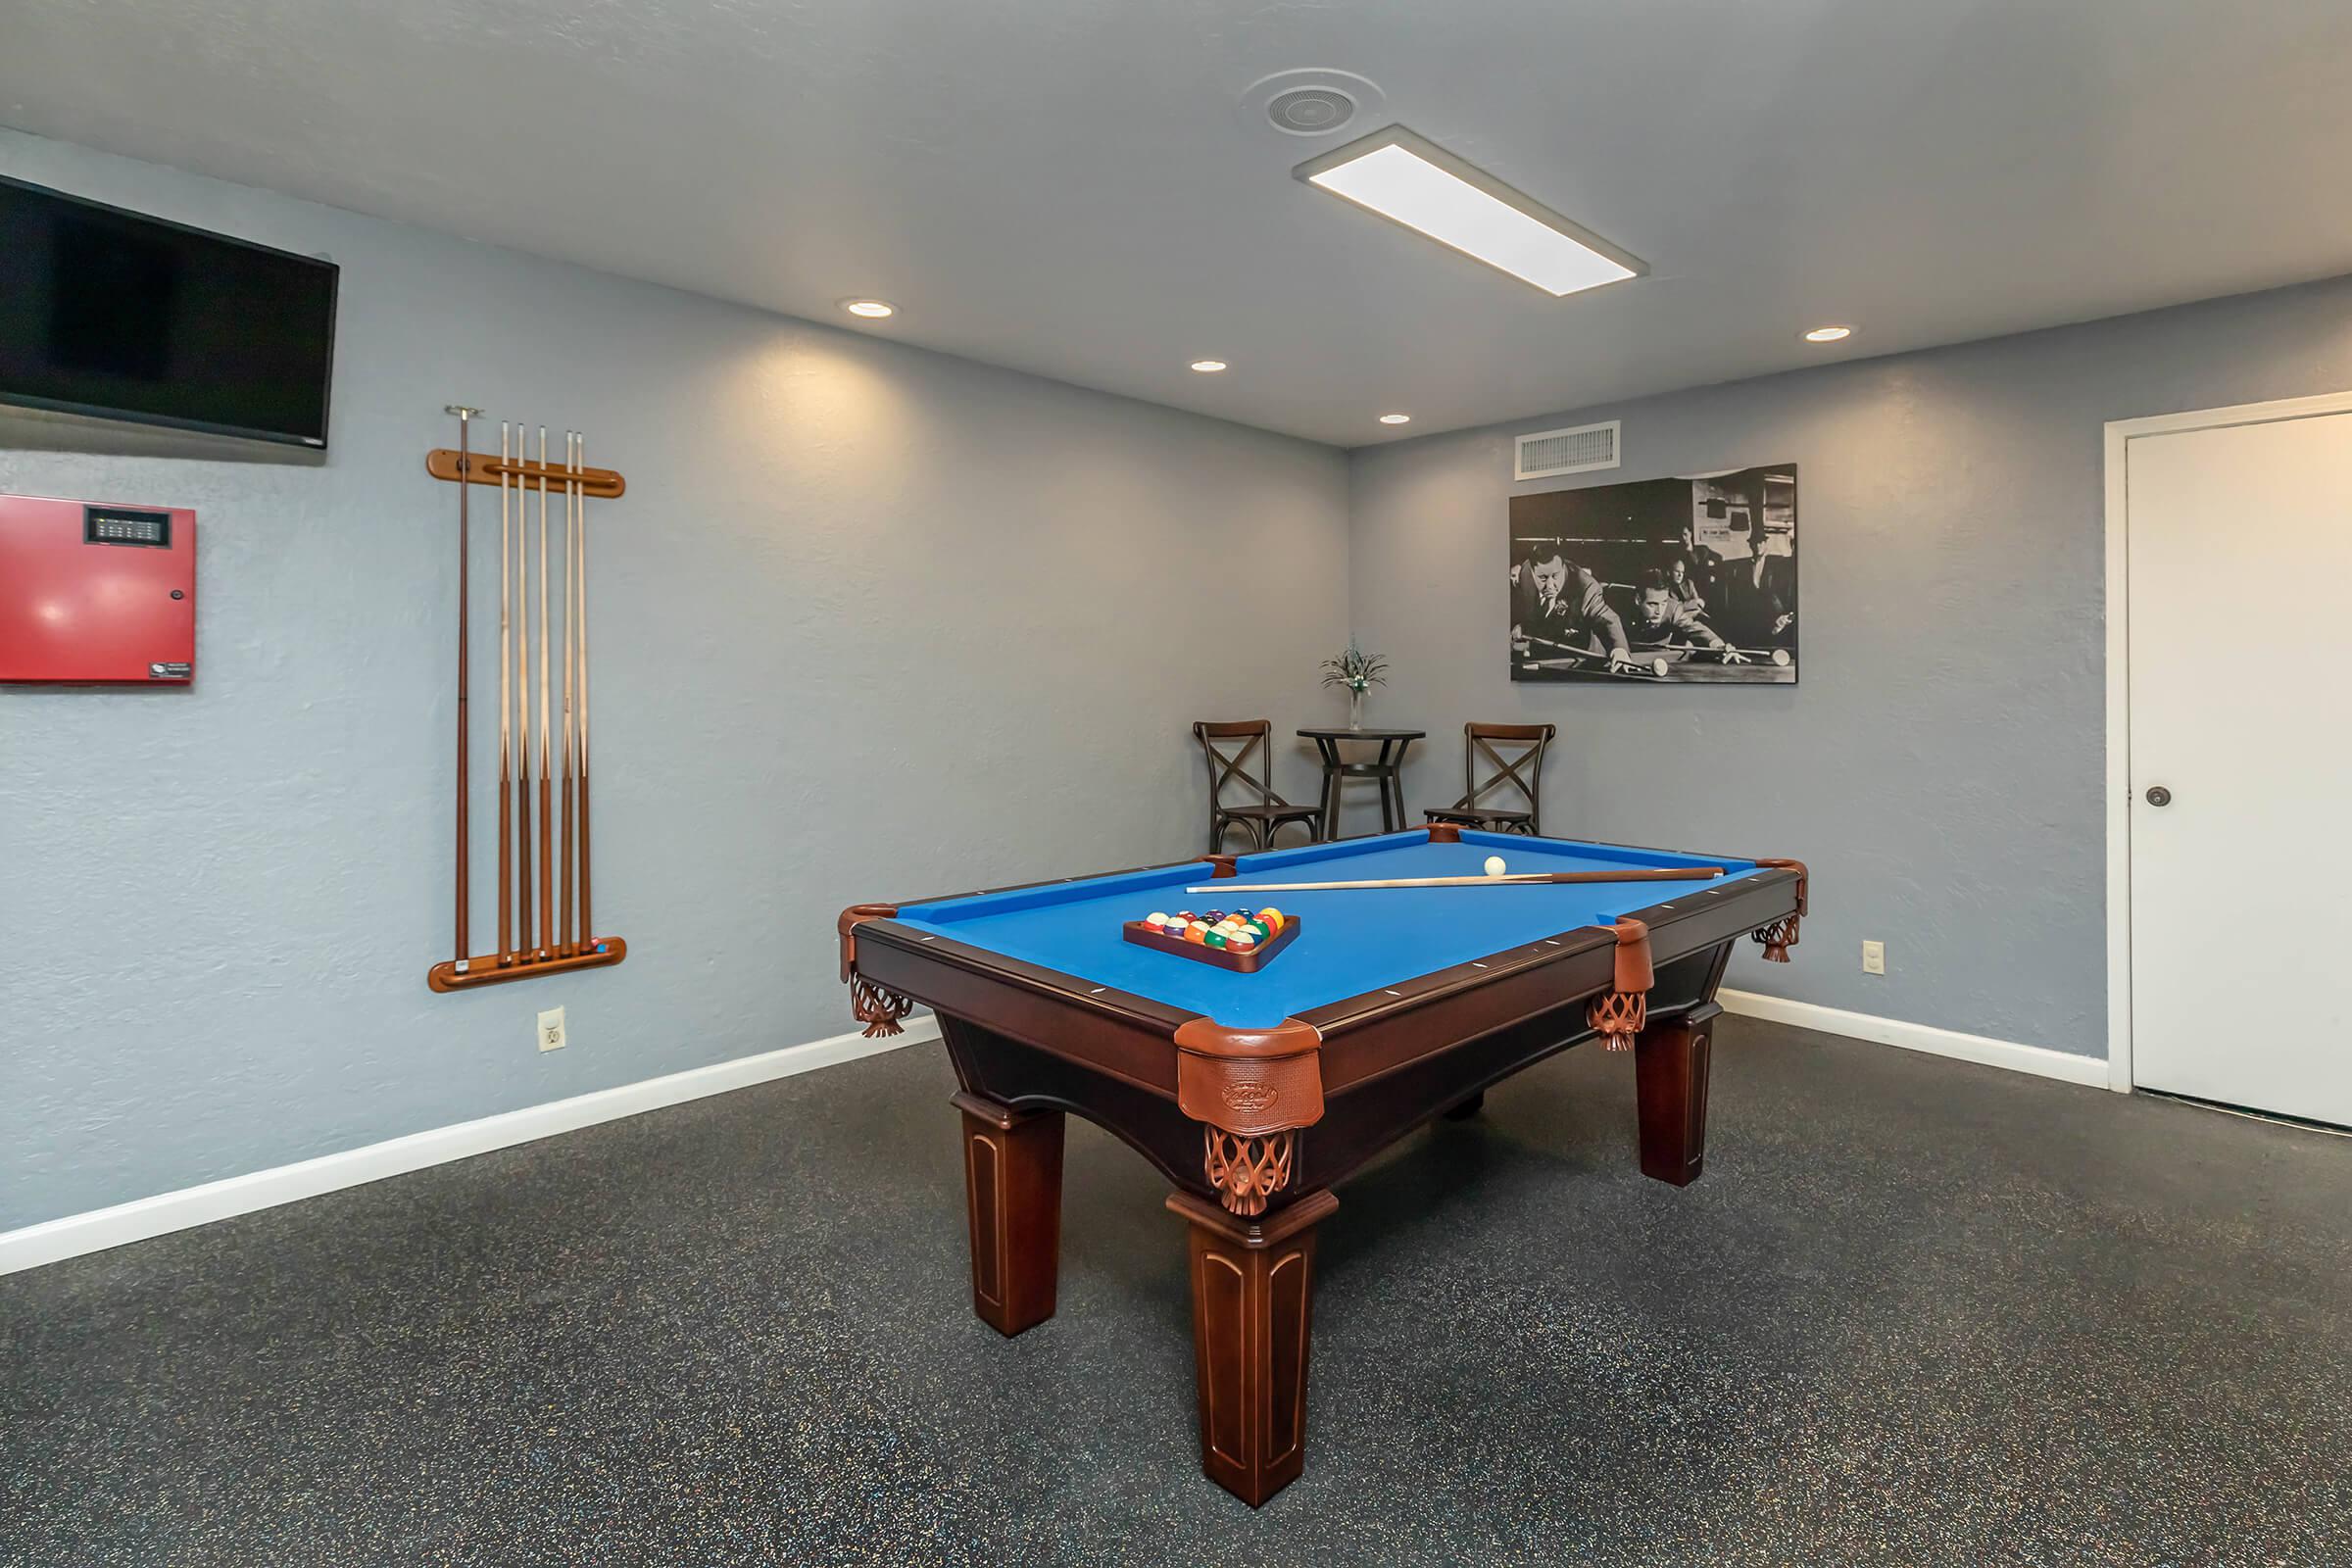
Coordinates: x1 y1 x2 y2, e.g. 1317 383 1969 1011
0 174 339 448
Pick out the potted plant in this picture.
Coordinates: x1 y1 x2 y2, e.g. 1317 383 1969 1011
1320 640 1389 730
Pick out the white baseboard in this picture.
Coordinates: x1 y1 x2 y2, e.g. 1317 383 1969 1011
0 1017 936 1279
1719 988 2110 1089
2 993 2112 1278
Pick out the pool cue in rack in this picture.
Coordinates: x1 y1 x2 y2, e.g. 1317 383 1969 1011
426 410 628 993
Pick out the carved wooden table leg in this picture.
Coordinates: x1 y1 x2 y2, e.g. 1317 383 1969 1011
1634 1002 1719 1187
1165 1187 1340 1507
951 1091 1063 1337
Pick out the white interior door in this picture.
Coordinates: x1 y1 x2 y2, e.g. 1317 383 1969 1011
2127 411 2352 1124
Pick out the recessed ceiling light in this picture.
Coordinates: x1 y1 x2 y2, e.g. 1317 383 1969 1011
1802 324 1852 342
1296 125 1645 298
1378 413 1412 425
842 299 896 319
1191 360 1228 373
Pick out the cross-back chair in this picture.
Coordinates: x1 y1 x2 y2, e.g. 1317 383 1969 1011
1194 720 1325 853
1423 721 1555 836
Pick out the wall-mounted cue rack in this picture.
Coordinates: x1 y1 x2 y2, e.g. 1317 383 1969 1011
424 407 629 993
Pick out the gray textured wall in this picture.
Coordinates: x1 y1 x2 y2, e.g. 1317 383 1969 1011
0 131 1350 1232
1348 276 2352 1056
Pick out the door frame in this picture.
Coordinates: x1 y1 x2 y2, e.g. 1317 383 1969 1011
2102 388 2352 1094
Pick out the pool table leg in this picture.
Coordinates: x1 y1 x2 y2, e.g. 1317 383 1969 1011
1634 1003 1718 1187
1167 1187 1340 1507
951 1092 1063 1337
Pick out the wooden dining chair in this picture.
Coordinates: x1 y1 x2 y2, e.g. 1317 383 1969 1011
1194 720 1325 853
1424 722 1555 836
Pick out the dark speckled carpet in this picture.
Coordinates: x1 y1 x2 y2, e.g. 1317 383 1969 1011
5 1017 2348 1567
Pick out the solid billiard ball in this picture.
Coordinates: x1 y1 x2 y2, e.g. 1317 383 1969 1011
1484 856 1507 877
1260 907 1284 932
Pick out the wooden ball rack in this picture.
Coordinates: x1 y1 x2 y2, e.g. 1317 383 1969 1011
1121 917 1300 972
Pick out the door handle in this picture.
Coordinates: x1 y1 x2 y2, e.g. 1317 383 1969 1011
2144 785 2172 808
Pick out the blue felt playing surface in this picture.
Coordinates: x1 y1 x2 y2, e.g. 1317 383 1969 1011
892 829 1764 1029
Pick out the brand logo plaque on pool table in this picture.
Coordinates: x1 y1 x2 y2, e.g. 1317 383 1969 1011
1219 1080 1279 1114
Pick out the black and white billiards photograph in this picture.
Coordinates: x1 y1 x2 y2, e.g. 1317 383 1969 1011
1509 464 1799 684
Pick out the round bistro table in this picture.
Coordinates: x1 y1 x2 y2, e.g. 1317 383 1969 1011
1297 727 1426 840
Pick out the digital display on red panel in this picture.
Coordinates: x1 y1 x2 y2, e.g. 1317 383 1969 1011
0 494 196 682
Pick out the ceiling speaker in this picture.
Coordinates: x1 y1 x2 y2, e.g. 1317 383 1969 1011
1237 70 1387 143
1266 87 1356 136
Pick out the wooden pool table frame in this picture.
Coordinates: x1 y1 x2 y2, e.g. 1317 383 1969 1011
839 824 1805 1505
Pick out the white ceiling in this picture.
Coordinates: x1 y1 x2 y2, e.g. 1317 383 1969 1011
7 0 2351 448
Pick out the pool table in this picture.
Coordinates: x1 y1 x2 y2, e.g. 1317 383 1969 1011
838 825 1805 1505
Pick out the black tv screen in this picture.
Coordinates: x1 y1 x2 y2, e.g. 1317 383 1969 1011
0 175 338 448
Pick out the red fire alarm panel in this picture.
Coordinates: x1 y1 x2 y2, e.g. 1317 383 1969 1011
0 493 197 682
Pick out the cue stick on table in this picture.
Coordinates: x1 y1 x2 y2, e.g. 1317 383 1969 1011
1513 629 1671 679
1184 867 1727 895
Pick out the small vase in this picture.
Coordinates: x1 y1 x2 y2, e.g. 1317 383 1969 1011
1348 689 1363 730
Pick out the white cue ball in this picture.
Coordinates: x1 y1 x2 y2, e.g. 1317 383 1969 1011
1483 856 1507 877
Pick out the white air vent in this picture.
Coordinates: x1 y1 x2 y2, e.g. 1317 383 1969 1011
1515 420 1620 480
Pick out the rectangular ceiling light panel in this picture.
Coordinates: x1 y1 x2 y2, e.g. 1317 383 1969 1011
1296 126 1644 297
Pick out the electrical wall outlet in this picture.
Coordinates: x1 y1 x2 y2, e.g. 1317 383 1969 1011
1861 940 1886 976
537 1005 567 1053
